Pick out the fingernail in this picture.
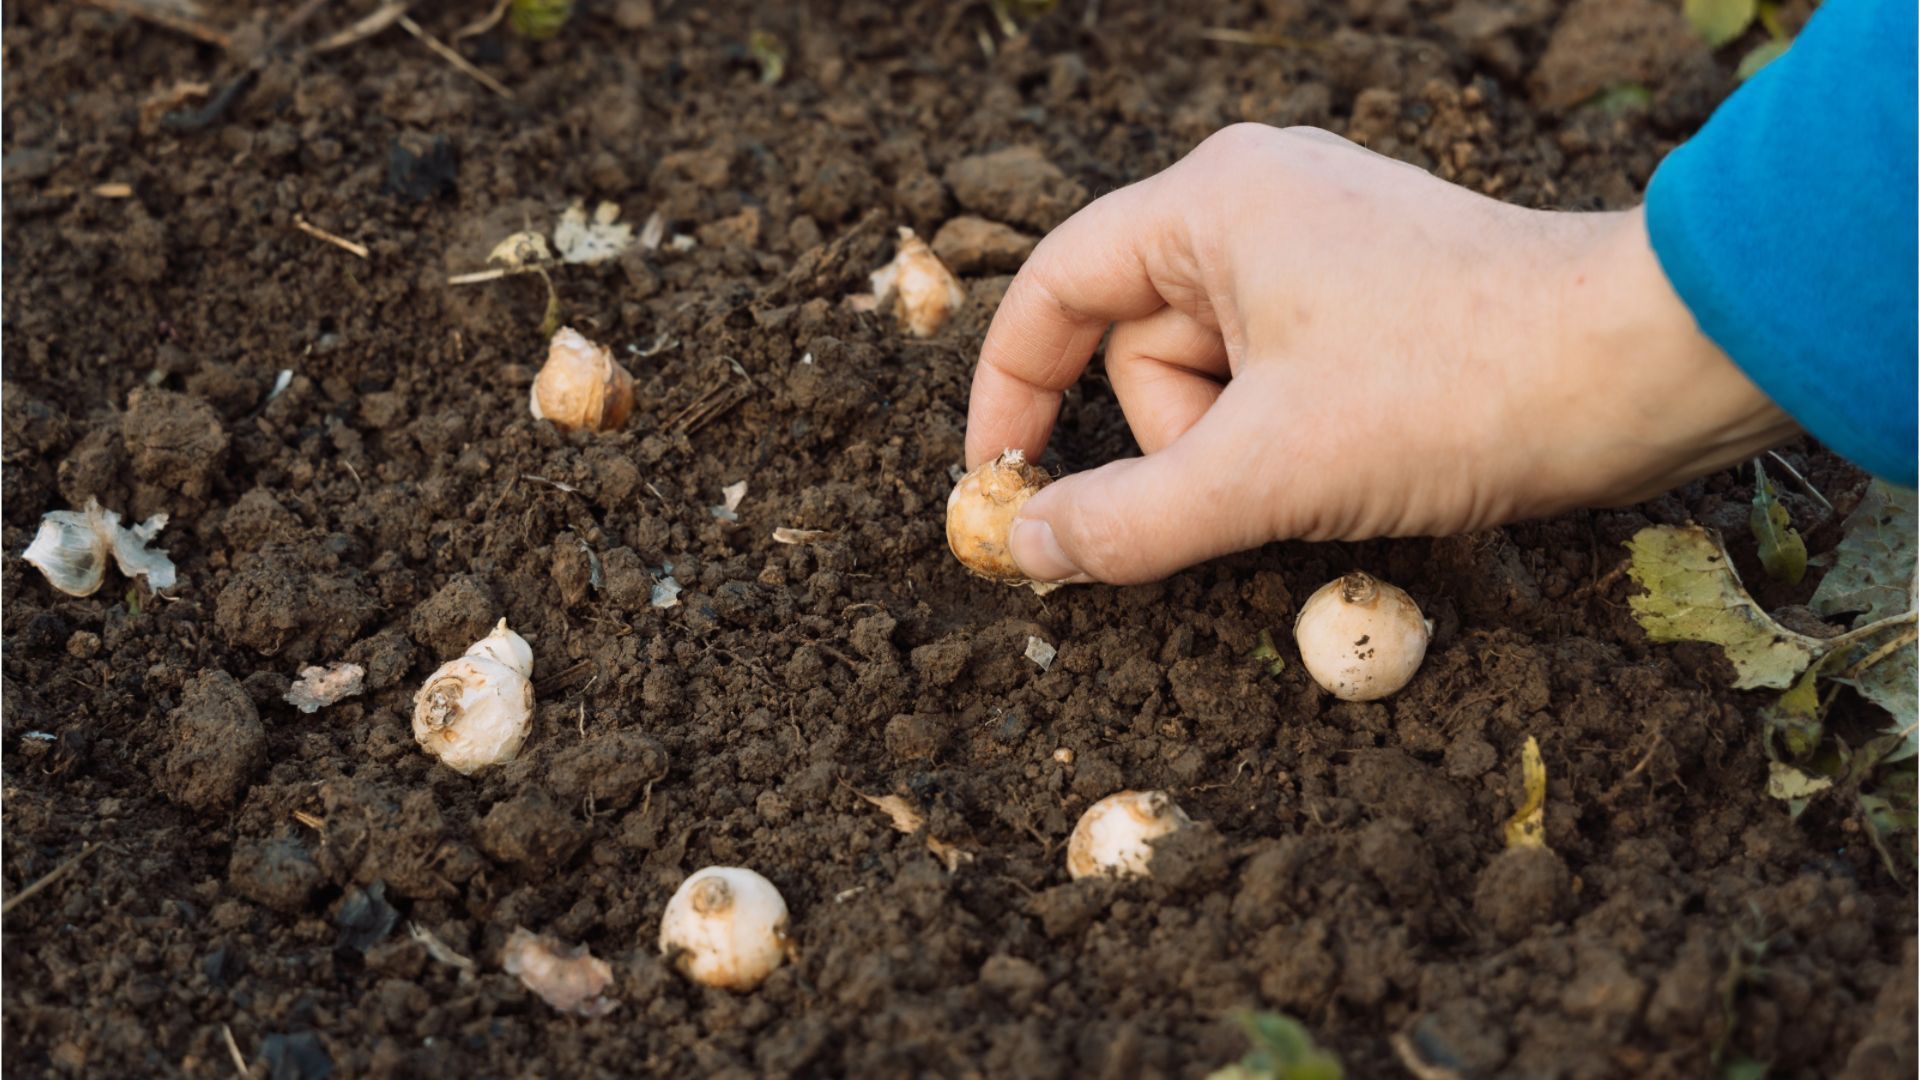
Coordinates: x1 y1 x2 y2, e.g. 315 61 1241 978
1008 518 1086 583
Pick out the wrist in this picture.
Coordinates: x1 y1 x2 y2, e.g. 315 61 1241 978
1541 206 1798 508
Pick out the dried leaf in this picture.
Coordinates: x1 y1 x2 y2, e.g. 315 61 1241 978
1749 461 1807 584
1503 736 1548 849
285 662 366 713
1625 525 1822 690
502 927 617 1017
1811 482 1917 627
1836 637 1918 762
553 201 633 265
772 527 830 544
1767 760 1834 801
854 789 973 873
488 230 553 268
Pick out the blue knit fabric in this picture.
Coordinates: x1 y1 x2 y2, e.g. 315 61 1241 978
1645 0 1917 485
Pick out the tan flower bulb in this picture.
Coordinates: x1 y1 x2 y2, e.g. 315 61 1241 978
870 227 965 338
946 450 1052 583
1293 572 1430 701
658 866 790 991
530 327 635 432
1066 790 1194 880
412 619 535 774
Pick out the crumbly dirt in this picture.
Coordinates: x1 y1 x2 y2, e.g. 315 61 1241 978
3 1 1912 1077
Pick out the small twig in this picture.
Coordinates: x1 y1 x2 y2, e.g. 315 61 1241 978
77 0 233 49
396 14 514 100
453 0 512 39
1192 26 1326 50
220 1024 248 1077
1844 627 1918 680
1765 450 1835 514
447 262 550 285
311 0 409 52
292 810 326 830
2 842 103 916
1831 610 1920 653
294 215 369 259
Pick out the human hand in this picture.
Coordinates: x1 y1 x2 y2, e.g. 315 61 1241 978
964 124 1796 585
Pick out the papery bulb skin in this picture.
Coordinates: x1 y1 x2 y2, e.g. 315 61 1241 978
871 228 966 338
530 327 635 433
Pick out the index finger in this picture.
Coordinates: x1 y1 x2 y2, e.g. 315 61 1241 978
964 178 1183 468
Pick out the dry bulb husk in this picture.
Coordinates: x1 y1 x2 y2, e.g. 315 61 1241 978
1293 572 1430 701
21 498 177 597
412 619 534 774
659 866 790 991
530 327 635 433
865 227 965 337
1067 790 1193 880
946 449 1052 585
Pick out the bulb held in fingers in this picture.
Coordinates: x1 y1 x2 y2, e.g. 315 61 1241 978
946 450 1052 583
1293 572 1429 701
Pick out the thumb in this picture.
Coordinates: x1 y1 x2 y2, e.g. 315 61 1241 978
1006 380 1281 585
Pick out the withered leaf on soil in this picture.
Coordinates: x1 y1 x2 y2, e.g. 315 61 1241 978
852 789 973 873
1748 461 1807 584
1503 736 1548 849
1812 481 1916 626
1626 525 1823 689
502 927 617 1018
1812 482 1918 759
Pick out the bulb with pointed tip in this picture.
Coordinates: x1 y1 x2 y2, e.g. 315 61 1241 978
659 866 790 990
869 227 965 338
946 449 1051 583
412 619 534 774
1293 572 1429 701
1067 790 1193 880
530 327 635 433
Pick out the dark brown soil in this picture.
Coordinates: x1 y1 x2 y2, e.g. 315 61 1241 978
4 1 1913 1077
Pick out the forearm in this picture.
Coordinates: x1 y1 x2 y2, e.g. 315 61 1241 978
1644 0 1918 485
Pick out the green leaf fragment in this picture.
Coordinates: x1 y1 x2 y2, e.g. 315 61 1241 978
1736 38 1790 80
1625 525 1822 690
1250 630 1286 676
1685 0 1757 46
1206 1012 1343 1080
747 31 787 86
509 0 573 40
1836 638 1918 761
1748 461 1807 584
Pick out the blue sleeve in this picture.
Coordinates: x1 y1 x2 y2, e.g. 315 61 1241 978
1644 0 1917 487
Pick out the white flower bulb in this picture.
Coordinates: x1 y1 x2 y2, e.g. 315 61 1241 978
659 866 790 991
412 619 534 774
1293 572 1430 701
1067 790 1193 880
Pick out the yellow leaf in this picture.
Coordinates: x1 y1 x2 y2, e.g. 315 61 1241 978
1504 737 1548 849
